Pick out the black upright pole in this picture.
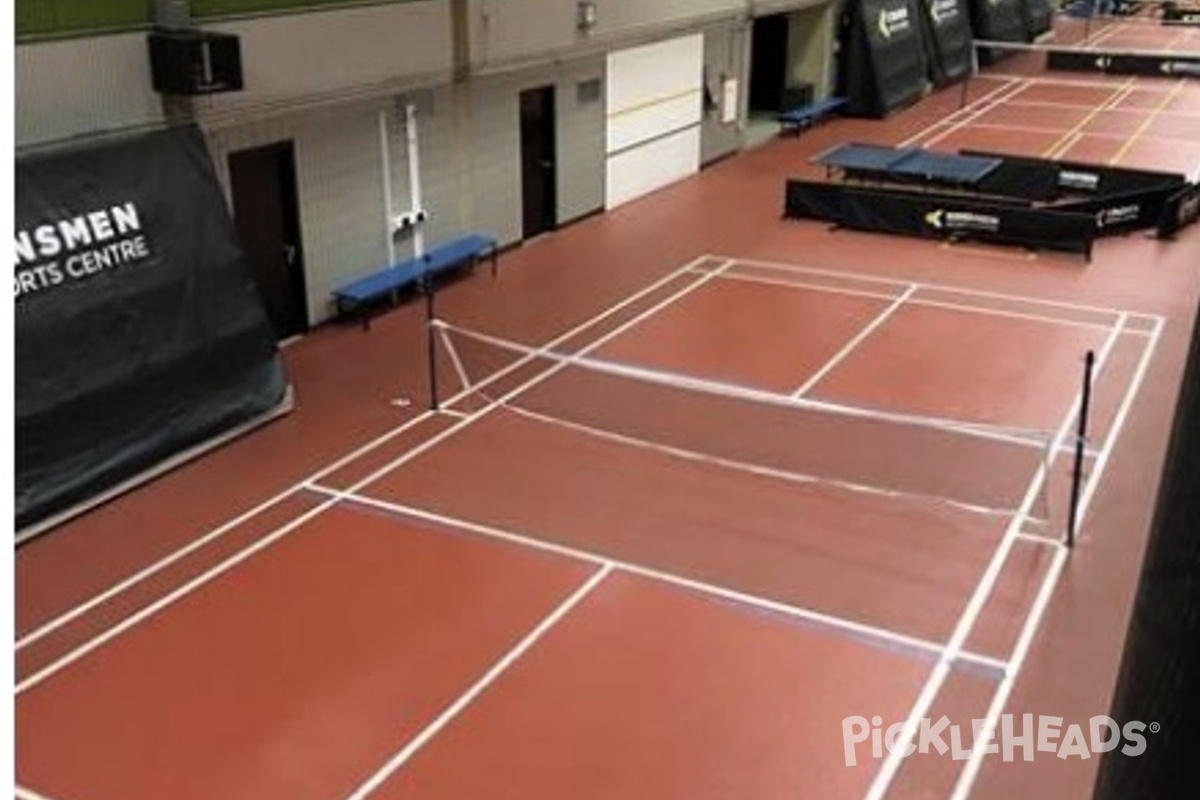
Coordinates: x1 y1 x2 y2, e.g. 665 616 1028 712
423 264 439 411
1067 350 1096 548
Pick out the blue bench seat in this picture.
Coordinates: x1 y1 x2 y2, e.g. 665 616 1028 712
778 97 847 135
333 233 498 328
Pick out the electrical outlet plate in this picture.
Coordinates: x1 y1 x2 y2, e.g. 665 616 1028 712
391 209 428 232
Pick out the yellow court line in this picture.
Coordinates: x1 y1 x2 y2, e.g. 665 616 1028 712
607 87 701 121
939 241 1039 262
1041 76 1139 159
1109 78 1189 166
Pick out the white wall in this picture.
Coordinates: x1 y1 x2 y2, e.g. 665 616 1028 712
16 33 165 146
469 0 741 70
200 1 454 124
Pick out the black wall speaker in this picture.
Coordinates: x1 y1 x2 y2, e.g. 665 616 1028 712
148 30 244 95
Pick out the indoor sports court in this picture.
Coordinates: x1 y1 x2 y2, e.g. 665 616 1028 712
12 2 1200 800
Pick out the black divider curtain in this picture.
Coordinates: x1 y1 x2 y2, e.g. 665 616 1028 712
15 125 290 535
839 0 930 117
919 0 974 85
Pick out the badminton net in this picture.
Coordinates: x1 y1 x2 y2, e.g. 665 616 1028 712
433 320 1061 526
967 36 1200 85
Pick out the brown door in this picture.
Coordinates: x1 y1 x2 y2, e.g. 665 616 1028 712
750 13 790 112
228 141 308 339
520 85 558 239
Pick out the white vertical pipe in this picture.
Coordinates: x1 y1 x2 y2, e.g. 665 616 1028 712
379 108 396 264
406 102 426 257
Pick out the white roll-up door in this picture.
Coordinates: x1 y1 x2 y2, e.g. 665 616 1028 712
605 34 703 210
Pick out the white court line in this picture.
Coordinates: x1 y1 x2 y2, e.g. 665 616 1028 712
1015 530 1067 548
948 314 1162 800
722 255 1157 324
14 255 715 654
693 267 1131 335
861 314 1128 800
15 259 732 695
907 299 1128 339
686 267 901 303
438 323 472 396
342 564 613 800
792 285 917 398
305 485 1011 676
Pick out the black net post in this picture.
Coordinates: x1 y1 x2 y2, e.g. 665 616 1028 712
1067 349 1096 548
423 262 439 411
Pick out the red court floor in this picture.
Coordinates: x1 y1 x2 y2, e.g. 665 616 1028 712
15 24 1200 800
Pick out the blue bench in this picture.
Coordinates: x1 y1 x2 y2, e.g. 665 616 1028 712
778 97 847 136
333 233 498 328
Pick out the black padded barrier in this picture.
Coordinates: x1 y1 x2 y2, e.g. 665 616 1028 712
919 0 975 86
839 0 931 117
784 179 1097 257
961 150 1188 196
1022 0 1054 38
967 0 1029 45
1046 48 1200 77
1157 183 1200 239
1058 186 1188 237
1162 4 1200 25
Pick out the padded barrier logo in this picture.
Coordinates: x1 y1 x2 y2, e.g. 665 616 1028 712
1097 204 1141 229
877 4 912 39
923 208 1002 233
1161 60 1200 77
1178 189 1200 227
928 0 960 25
1059 170 1101 192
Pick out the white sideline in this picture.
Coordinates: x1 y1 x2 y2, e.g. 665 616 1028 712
15 257 729 693
15 255 714 653
792 285 918 398
342 565 613 799
860 312 1128 800
692 267 1127 334
304 486 1011 676
948 314 1163 800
